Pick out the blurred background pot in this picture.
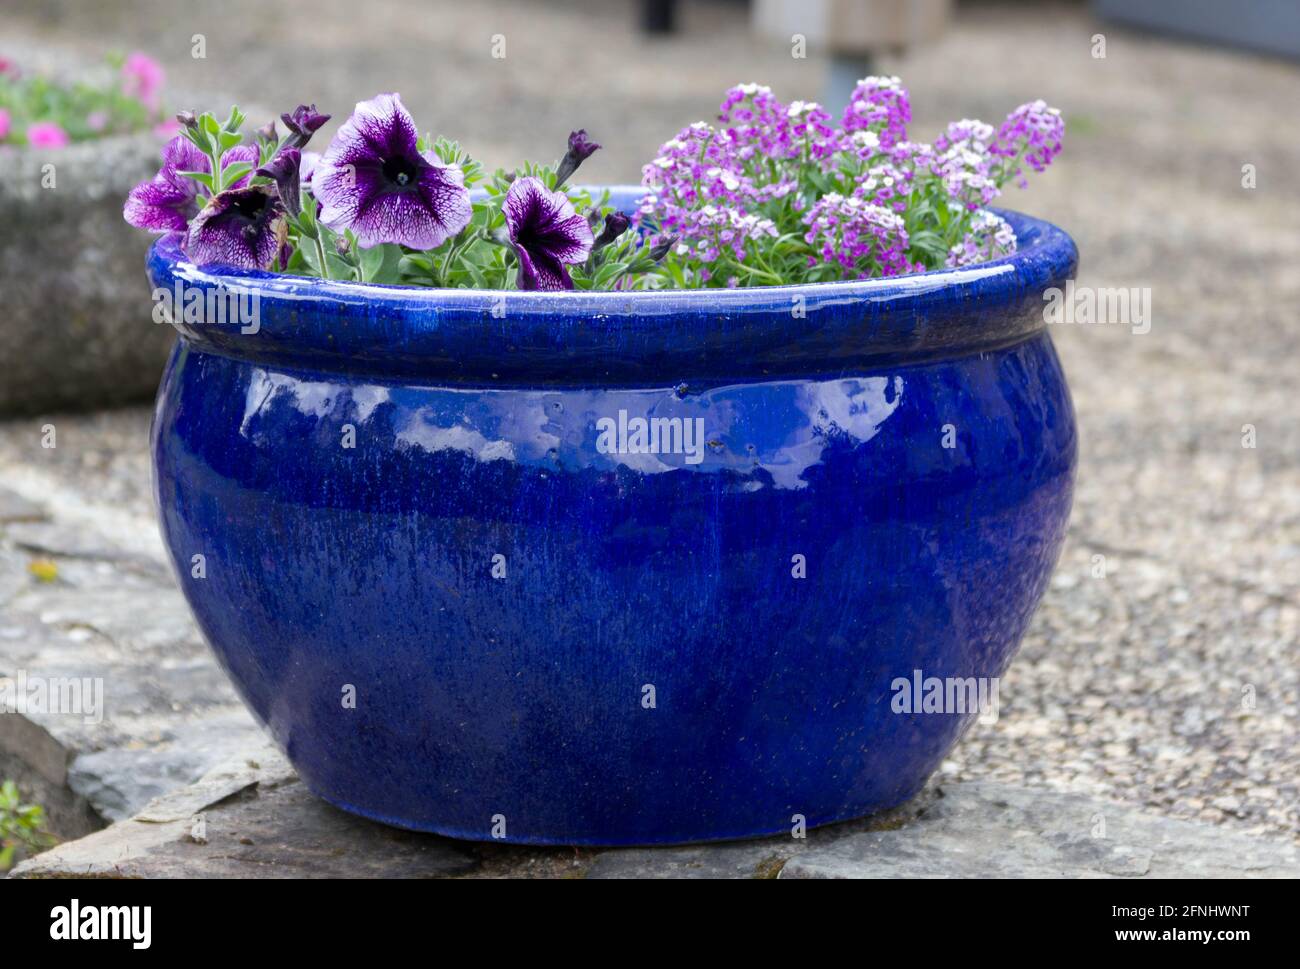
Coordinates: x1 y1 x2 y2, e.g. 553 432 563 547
0 131 173 415
149 189 1078 845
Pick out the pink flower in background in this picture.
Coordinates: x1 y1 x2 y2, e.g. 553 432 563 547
121 52 165 111
27 122 70 148
0 57 17 78
0 109 11 141
86 110 109 132
153 118 181 139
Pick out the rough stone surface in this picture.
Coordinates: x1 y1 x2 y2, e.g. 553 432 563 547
0 487 48 525
0 474 262 838
0 129 175 415
1 1 1298 875
12 745 479 879
15 760 1296 879
778 784 1300 879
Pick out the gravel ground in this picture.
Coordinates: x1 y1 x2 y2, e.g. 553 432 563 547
2 0 1297 841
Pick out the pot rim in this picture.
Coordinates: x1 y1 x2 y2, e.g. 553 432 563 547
146 185 1078 385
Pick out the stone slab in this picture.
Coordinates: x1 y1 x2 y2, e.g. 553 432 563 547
778 783 1300 879
13 745 478 879
16 767 1298 879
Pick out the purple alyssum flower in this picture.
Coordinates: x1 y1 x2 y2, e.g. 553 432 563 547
185 184 287 269
802 192 914 278
946 209 1016 268
992 100 1064 187
553 129 600 187
503 176 594 290
841 75 910 149
280 103 330 149
124 135 258 232
311 93 471 250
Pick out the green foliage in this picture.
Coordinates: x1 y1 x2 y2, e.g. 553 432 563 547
0 52 164 145
177 106 250 195
0 779 55 871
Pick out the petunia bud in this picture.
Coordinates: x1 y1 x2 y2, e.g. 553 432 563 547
256 119 278 144
281 103 331 149
175 110 198 130
649 234 678 262
592 211 631 252
256 148 302 217
334 235 351 256
553 129 601 188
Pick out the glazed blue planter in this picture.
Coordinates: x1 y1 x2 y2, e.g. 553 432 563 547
148 188 1078 846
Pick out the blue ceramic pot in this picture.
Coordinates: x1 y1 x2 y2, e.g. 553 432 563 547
148 188 1078 845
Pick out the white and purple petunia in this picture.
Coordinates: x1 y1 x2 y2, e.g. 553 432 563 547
124 135 259 232
185 185 287 270
124 133 258 232
310 93 471 250
503 176 595 291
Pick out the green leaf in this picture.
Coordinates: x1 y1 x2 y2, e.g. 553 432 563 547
357 244 404 284
372 247 405 285
295 199 318 239
325 253 354 280
219 162 253 188
593 260 629 288
358 243 385 280
399 253 434 274
176 170 216 193
221 106 246 134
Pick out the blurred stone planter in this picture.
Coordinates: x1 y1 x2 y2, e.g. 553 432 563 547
0 132 173 415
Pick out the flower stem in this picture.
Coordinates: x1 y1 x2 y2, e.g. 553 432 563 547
314 233 331 280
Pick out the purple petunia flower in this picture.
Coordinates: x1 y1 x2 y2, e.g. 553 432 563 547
554 129 601 187
185 185 287 270
311 93 471 250
257 148 302 216
503 176 594 290
299 151 321 186
281 103 330 149
124 135 257 232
